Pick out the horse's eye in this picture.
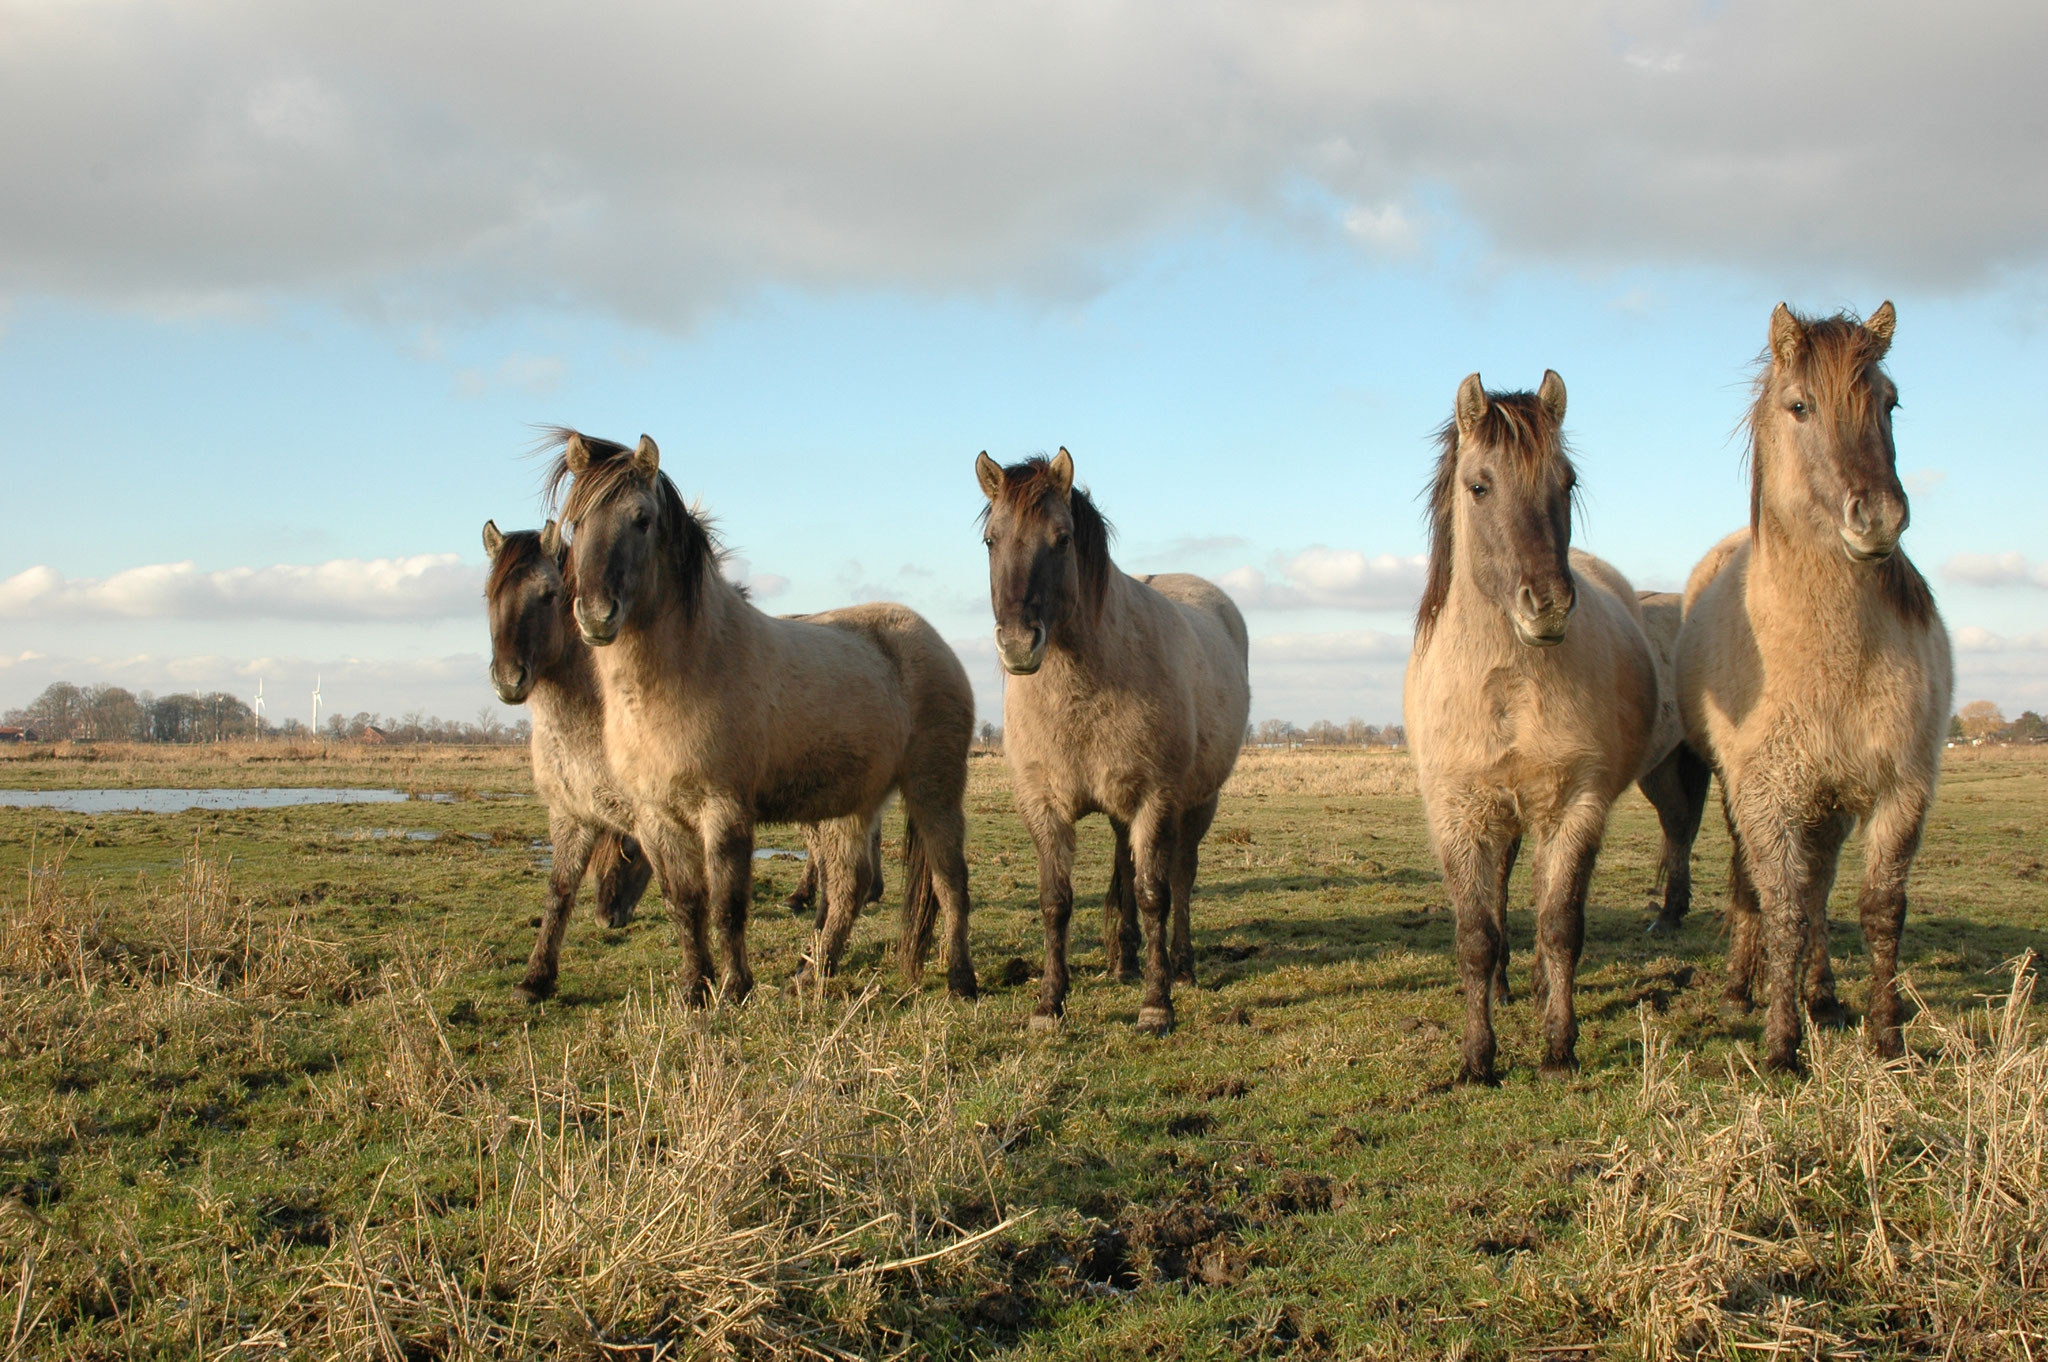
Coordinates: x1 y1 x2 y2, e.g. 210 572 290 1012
1470 484 1488 499
538 587 556 603
982 535 995 550
1053 531 1071 548
1790 400 1808 417
633 513 652 531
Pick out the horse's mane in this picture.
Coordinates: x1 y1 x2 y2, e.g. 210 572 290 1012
485 529 547 602
1415 391 1571 646
1745 312 1934 627
978 456 1114 622
537 428 724 624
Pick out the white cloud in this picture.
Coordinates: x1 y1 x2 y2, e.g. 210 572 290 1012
1953 625 2048 653
0 2 2042 326
1944 553 2048 590
1218 547 1427 612
0 555 482 622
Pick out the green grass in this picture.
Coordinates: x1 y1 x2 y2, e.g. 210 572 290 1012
0 742 2043 1358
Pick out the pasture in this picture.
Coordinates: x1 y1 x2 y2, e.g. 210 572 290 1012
1 740 2044 1359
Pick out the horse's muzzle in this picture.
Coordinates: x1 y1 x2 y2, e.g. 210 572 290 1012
491 664 531 705
574 597 621 646
996 623 1047 676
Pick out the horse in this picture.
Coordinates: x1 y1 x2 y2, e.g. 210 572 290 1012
975 449 1250 1035
1636 592 1713 934
1676 302 1951 1073
784 819 884 923
483 519 654 1002
1402 371 1661 1083
548 430 976 1003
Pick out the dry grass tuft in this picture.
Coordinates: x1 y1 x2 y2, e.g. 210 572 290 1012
1553 960 2048 1358
1225 748 1417 799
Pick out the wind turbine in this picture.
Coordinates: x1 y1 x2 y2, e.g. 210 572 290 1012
311 675 322 737
252 677 265 739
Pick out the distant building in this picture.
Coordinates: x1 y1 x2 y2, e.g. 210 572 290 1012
360 726 390 744
0 727 37 744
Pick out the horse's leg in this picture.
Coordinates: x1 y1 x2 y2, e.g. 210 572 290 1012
1130 800 1181 1036
801 816 869 994
1857 785 1931 1060
865 817 886 907
516 810 600 1003
900 790 977 1000
787 841 820 923
1025 806 1078 1030
697 808 756 1004
1721 797 1763 1012
1495 833 1521 1006
589 830 652 930
1801 809 1855 1029
1642 744 1711 934
640 815 712 1007
1532 800 1605 1077
1169 798 1216 986
1728 787 1819 1074
1102 817 1140 983
1441 818 1513 1086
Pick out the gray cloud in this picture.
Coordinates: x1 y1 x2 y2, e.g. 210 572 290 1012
1945 553 2048 590
3 1 2041 326
1218 548 1427 612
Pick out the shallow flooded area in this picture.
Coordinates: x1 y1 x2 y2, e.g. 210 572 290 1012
0 787 452 814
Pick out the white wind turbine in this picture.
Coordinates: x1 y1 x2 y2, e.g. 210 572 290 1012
310 675 323 737
252 677 265 739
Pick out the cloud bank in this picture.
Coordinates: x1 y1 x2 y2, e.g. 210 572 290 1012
1945 553 2048 591
1219 548 1426 612
3 1 2043 326
0 556 482 622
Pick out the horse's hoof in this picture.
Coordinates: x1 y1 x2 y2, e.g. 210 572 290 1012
1105 963 1140 984
1135 1005 1175 1036
513 977 555 1005
1807 998 1853 1030
1645 914 1681 936
1027 1009 1063 1033
1171 967 1198 987
1719 989 1754 1016
1539 1058 1579 1081
678 976 711 1008
1455 1065 1500 1088
947 970 979 1001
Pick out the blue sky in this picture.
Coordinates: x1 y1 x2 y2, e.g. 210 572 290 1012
3 1 2045 727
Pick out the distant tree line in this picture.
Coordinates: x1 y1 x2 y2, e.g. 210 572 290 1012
1950 702 2047 746
1244 718 1405 749
2 681 529 746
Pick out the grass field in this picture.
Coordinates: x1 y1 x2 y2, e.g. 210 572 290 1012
1 740 2043 1359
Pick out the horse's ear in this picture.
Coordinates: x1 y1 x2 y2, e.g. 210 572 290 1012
1537 369 1567 423
564 434 592 473
540 520 563 562
482 520 504 558
1454 373 1488 438
632 434 660 481
1864 300 1896 356
975 452 1004 501
1048 447 1075 497
1769 303 1805 368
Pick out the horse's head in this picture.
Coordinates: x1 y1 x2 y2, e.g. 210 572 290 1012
975 448 1110 675
482 519 570 703
553 432 669 647
1752 302 1905 562
1422 371 1577 648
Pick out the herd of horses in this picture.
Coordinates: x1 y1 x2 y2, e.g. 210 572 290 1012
483 300 1950 1082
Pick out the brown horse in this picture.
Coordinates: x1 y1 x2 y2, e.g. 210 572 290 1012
784 819 884 923
1403 372 1661 1083
550 431 977 1002
1636 593 1713 934
482 520 654 1001
1676 302 1951 1073
976 449 1250 1035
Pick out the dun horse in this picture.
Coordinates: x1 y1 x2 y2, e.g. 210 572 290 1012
976 449 1251 1035
1637 593 1713 934
1403 372 1660 1083
483 520 653 1001
1677 303 1950 1073
551 431 978 1002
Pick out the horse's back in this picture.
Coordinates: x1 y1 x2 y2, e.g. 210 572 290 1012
1140 571 1252 790
796 601 974 743
1683 529 1749 614
1140 572 1251 663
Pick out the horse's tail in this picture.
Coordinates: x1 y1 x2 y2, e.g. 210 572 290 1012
899 817 940 980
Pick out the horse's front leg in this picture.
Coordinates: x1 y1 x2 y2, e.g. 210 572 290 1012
1441 826 1514 1086
639 815 712 1006
1102 817 1140 983
1531 800 1606 1077
1169 798 1217 986
1495 833 1522 1006
698 808 756 1004
1024 806 1077 1031
1130 800 1181 1036
1801 809 1855 1030
517 810 600 1003
1857 785 1931 1060
1729 788 1819 1074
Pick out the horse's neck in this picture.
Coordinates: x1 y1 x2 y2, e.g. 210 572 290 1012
1048 566 1138 675
528 635 602 732
1434 564 1524 662
1748 505 1881 647
614 567 751 694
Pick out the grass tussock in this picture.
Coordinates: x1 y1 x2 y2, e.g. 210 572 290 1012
1224 748 1417 799
1555 961 2048 1358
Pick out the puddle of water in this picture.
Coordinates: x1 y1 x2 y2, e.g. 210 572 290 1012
0 788 434 814
347 828 444 842
756 847 807 861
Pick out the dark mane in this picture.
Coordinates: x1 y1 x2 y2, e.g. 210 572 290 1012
485 529 546 602
1415 391 1570 645
537 427 722 624
1746 313 1934 626
979 456 1114 621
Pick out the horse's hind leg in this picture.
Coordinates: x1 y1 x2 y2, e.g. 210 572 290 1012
1641 744 1711 935
1532 802 1604 1077
1169 798 1217 986
1856 786 1931 1059
1024 805 1078 1030
1495 834 1521 1006
797 817 869 995
1102 818 1140 983
1801 809 1855 1029
901 793 977 1000
1721 799 1763 1012
518 811 600 1003
1130 800 1181 1036
786 847 819 923
865 818 886 907
589 831 652 930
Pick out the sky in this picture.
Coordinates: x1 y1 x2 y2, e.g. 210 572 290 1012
2 0 2046 729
